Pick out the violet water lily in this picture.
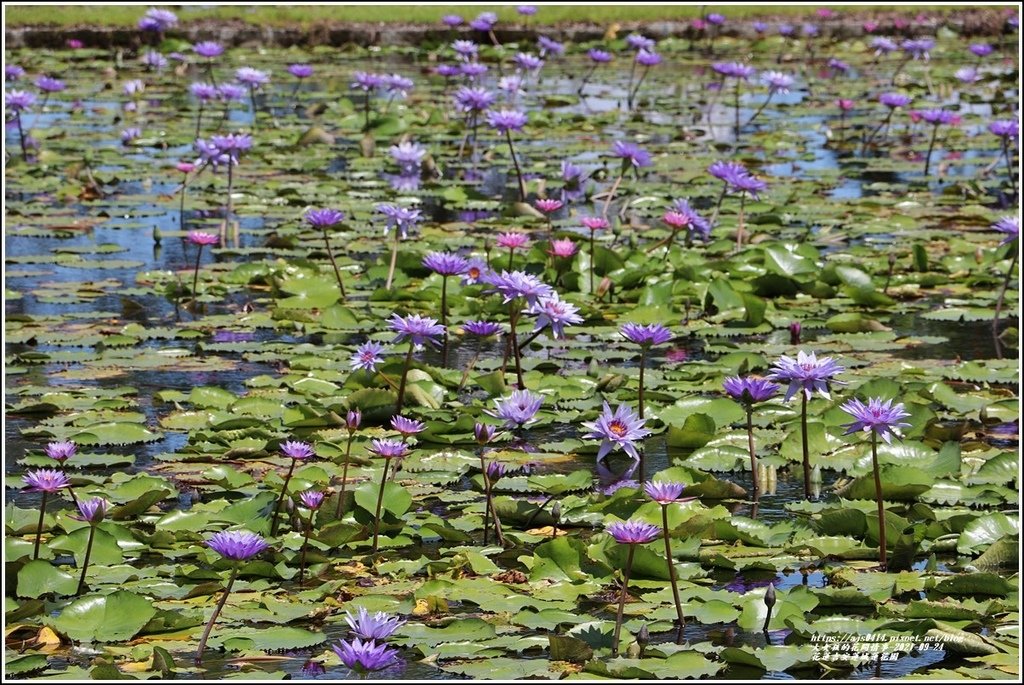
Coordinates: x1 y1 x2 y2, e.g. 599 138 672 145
296 489 323 583
989 119 1019 194
73 497 109 595
620 323 672 419
6 89 35 161
369 438 411 553
723 376 780 499
423 251 469 349
644 481 692 639
628 49 662 109
840 397 911 570
377 203 423 290
390 313 445 413
487 389 543 430
578 48 612 95
486 270 553 386
583 402 651 461
346 607 406 641
335 409 361 518
747 71 794 127
607 519 660 656
332 637 400 675
305 208 348 299
235 66 270 125
195 530 269 665
486 109 529 202
916 108 960 176
768 350 844 499
604 141 652 218
22 468 69 560
992 216 1020 340
270 440 316 536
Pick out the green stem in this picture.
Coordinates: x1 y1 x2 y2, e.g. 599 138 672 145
33 491 48 561
298 510 313 584
371 457 392 553
662 505 685 638
385 232 400 290
871 432 887 570
746 406 759 499
505 130 527 203
638 348 647 420
589 230 596 295
335 434 354 519
191 245 204 306
923 124 939 177
801 392 812 499
195 565 237 666
395 342 416 414
509 306 524 388
270 460 297 537
76 524 96 595
611 544 636 657
322 228 346 299
994 249 1018 336
601 172 624 219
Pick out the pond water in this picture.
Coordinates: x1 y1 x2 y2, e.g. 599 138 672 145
4 13 1019 682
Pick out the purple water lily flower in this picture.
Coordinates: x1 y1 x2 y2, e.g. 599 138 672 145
461 258 491 286
840 397 912 444
528 295 583 339
611 141 653 169
621 325 675 353
707 12 726 25
453 85 496 114
538 36 564 56
670 199 712 242
423 251 469 276
768 350 845 401
872 37 899 55
635 50 662 67
121 127 142 144
993 216 1019 245
288 64 314 79
583 402 651 461
332 638 399 674
969 43 994 58
460 62 489 80
382 74 414 98
281 440 316 460
44 440 77 463
190 82 218 102
469 12 498 32
723 376 780 405
73 497 109 525
217 83 247 102
391 415 426 437
235 67 270 88
588 48 613 63
486 109 528 133
345 607 406 641
369 438 410 460
193 41 224 59
713 62 754 80
879 92 912 109
487 389 543 429
138 8 177 32
390 313 445 347
955 67 980 84
463 320 502 337
514 52 544 72
350 341 386 373
643 481 689 504
305 208 345 228
761 71 795 94
351 71 384 92
35 76 65 93
298 489 325 510
626 33 656 51
6 65 25 81
990 120 1019 140
729 173 768 199
708 160 749 184
376 203 422 239
607 519 660 544
206 530 269 560
6 89 36 113
517 5 538 16
901 38 935 60
23 468 70 493
475 422 499 445
486 270 554 305
442 14 463 27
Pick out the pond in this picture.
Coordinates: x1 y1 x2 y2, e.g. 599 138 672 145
4 5 1020 682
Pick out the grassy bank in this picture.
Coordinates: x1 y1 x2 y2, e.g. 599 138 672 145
4 4 966 28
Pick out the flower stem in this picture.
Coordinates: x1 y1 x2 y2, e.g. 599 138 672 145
662 505 685 640
191 245 204 307
1002 139 1018 195
195 565 237 666
923 123 939 177
628 66 650 110
385 232 400 290
371 457 392 553
248 86 258 129
993 249 1018 338
335 433 355 519
589 230 597 295
638 348 647 420
871 432 887 570
801 392 812 499
577 63 597 95
611 543 636 658
509 306 524 388
746 406 760 500
195 103 204 138
624 58 638 110
746 92 773 128
504 130 527 203
270 460 297 537
298 510 313 585
76 524 96 595
16 112 28 162
395 342 415 414
33 491 48 560
321 228 347 299
601 172 624 219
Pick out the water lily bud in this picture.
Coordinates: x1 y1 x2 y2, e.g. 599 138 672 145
152 226 162 244
551 500 561 523
764 582 776 608
346 409 361 433
636 623 649 646
789 321 801 345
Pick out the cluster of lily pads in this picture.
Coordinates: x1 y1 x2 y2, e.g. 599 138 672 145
4 4 1020 682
